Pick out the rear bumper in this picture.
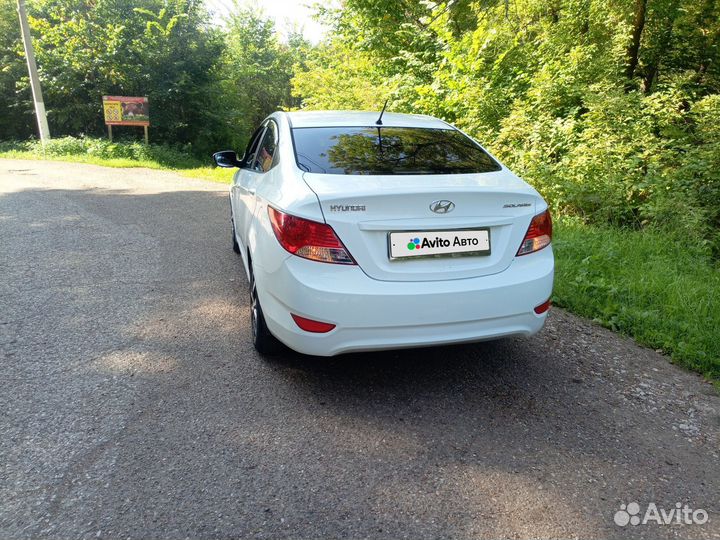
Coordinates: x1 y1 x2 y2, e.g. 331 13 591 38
255 247 554 356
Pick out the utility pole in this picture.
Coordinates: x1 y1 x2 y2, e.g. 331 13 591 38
17 0 50 143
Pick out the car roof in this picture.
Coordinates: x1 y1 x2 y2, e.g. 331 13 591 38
284 110 451 129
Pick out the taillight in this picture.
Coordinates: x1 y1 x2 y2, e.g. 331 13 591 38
268 206 355 265
517 209 552 256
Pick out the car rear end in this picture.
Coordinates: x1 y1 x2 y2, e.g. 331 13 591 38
256 113 554 356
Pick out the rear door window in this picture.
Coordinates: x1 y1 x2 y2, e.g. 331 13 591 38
242 125 265 169
253 120 278 173
291 126 501 175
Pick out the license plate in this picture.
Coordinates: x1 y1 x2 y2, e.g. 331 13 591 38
389 229 490 259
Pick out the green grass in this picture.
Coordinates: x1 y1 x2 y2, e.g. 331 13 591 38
0 137 235 184
176 165 234 183
553 217 720 383
2 137 718 384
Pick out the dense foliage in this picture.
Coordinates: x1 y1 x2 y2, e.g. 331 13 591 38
216 8 308 151
1 0 719 251
0 135 203 167
0 0 306 155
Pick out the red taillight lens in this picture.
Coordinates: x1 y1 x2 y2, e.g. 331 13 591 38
534 298 552 314
517 209 552 256
291 314 336 333
268 206 355 265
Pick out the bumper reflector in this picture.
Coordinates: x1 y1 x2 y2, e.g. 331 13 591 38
534 299 552 314
291 314 336 333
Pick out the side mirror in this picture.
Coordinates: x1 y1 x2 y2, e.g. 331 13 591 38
213 150 243 168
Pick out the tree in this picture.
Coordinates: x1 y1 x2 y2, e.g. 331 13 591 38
625 0 648 82
291 39 394 111
0 0 34 140
1 0 222 151
216 5 301 150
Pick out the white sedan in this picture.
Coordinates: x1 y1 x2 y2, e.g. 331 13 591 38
214 111 554 356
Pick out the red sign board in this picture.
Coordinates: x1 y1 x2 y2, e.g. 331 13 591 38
102 96 149 126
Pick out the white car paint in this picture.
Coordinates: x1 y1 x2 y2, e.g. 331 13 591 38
228 111 554 356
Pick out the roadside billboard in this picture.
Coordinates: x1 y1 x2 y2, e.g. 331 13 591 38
102 96 149 126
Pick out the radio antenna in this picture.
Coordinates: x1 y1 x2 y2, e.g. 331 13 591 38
375 99 388 125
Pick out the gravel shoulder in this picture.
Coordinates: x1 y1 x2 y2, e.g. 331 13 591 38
1 158 718 539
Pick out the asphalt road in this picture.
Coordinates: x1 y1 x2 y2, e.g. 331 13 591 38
1 159 719 540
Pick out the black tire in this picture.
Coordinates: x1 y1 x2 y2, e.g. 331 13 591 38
231 214 241 254
249 267 281 356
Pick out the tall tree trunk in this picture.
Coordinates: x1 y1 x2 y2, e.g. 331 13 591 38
696 0 720 83
641 64 658 93
642 1 679 94
625 0 648 82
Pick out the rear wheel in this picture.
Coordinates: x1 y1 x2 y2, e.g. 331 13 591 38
249 266 280 356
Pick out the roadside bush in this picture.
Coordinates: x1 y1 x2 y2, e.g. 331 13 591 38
2 136 204 169
489 86 720 256
655 95 720 256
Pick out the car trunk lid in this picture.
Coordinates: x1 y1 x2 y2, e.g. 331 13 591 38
302 171 542 282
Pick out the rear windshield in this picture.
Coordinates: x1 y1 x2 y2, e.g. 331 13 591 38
291 126 501 175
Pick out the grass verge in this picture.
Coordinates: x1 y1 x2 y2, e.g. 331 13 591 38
0 138 235 184
2 139 717 384
553 217 719 384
